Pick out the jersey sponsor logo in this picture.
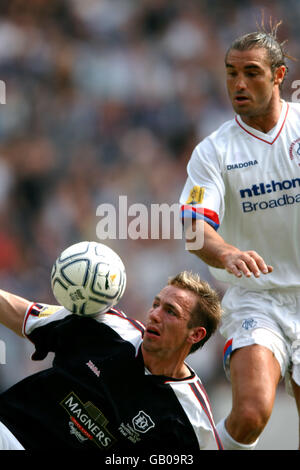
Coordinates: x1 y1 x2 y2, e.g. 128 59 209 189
242 193 300 212
289 138 300 167
239 177 300 199
60 392 116 448
185 185 205 204
227 160 258 171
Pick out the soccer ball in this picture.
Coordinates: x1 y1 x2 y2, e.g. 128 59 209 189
51 241 126 316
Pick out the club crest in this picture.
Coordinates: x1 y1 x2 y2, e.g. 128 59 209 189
289 138 300 166
132 411 155 433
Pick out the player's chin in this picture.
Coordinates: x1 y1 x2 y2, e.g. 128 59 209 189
232 100 252 114
142 338 160 354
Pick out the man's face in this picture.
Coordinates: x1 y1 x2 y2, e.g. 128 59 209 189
143 285 200 358
225 47 283 118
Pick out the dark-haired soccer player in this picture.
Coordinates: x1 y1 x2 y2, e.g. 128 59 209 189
180 22 300 450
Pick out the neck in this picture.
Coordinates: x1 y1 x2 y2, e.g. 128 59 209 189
240 98 283 133
141 345 191 379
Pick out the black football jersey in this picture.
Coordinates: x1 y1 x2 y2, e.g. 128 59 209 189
0 304 222 452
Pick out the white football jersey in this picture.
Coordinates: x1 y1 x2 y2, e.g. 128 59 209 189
180 100 300 289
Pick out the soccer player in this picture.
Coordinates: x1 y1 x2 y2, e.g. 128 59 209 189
180 22 300 450
0 271 223 452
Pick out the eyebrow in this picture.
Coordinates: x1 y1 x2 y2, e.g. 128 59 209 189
225 63 263 70
153 296 180 314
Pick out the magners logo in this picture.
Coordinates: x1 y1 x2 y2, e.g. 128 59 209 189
60 392 116 449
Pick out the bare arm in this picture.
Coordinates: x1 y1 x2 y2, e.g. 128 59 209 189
0 290 32 337
187 220 273 278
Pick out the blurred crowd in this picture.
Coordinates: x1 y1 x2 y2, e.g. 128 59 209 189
0 0 299 392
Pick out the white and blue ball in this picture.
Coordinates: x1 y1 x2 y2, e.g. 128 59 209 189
51 241 126 316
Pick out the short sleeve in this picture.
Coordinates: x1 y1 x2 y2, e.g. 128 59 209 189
23 303 72 360
180 138 225 230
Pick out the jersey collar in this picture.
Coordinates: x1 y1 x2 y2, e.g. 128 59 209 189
235 100 289 145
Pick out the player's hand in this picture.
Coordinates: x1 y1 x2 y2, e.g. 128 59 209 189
222 250 273 278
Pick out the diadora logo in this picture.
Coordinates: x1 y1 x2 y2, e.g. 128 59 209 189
240 177 300 198
227 160 258 171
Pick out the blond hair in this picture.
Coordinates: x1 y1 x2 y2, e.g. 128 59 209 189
168 271 222 353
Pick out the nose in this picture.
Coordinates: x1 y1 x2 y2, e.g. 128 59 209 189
149 306 162 323
235 74 247 91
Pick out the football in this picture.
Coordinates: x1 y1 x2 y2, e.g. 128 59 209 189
51 241 126 316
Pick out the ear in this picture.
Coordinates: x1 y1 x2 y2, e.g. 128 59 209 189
274 65 286 87
188 326 207 346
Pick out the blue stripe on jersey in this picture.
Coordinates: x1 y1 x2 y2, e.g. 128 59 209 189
223 338 233 366
181 206 220 230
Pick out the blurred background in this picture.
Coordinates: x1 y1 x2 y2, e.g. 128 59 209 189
0 0 298 450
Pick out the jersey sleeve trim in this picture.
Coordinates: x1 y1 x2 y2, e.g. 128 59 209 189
165 375 223 450
223 338 233 367
181 204 220 230
95 308 145 355
106 308 145 335
22 302 40 337
23 302 71 338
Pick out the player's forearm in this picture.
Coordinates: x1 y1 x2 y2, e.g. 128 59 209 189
186 220 272 278
0 290 31 337
187 220 235 269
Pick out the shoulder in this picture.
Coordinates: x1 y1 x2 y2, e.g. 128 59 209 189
96 307 145 340
82 307 146 354
24 303 145 343
287 100 300 116
192 117 237 159
24 303 146 360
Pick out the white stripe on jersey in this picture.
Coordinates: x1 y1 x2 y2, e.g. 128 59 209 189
166 376 222 450
95 309 145 355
